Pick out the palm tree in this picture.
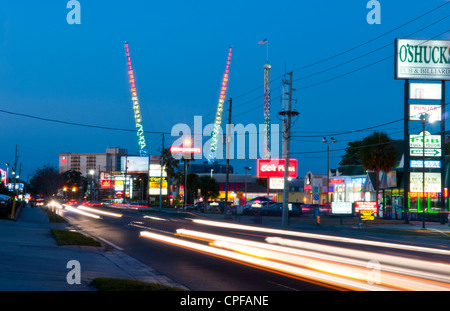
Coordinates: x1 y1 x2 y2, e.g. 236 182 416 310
198 175 220 202
162 148 179 206
359 132 397 206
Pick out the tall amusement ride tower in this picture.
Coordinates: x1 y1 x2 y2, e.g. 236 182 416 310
263 62 271 159
124 42 148 157
208 47 233 163
259 38 271 159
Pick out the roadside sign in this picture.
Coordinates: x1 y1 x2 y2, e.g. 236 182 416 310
410 148 441 157
409 132 441 149
410 160 441 169
360 210 374 221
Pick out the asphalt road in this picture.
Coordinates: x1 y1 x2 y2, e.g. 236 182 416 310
59 206 330 291
57 204 450 291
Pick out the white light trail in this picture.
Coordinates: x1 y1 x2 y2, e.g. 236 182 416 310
140 230 390 291
77 205 122 217
64 206 101 219
192 219 450 256
176 229 450 290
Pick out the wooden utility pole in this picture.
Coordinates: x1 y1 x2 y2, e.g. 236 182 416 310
225 98 232 218
159 133 164 211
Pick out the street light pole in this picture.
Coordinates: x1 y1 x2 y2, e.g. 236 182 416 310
323 137 336 204
244 167 252 205
183 138 192 210
419 113 428 229
421 116 426 229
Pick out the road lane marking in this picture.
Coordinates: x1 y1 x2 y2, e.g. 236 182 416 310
97 237 124 251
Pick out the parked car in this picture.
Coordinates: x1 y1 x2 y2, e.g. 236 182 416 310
319 204 331 216
0 195 11 218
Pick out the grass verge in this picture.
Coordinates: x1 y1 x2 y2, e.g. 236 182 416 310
90 277 187 291
51 228 102 247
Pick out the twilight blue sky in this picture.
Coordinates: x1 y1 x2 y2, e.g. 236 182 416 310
0 0 449 181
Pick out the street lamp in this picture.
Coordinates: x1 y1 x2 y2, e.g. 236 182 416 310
89 169 95 202
183 138 192 210
323 137 336 204
419 112 435 229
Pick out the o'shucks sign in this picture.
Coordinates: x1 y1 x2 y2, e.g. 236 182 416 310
395 39 450 80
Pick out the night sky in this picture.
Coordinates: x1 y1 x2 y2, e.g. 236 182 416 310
0 1 449 181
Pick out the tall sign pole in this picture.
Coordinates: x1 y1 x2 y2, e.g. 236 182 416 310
403 80 410 223
395 38 449 225
441 81 446 224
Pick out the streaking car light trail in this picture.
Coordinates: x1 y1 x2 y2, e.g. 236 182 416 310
140 230 386 291
191 219 450 256
77 205 122 217
266 237 450 284
141 229 450 291
64 206 101 219
176 229 450 289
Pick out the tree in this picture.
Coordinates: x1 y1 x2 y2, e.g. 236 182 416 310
29 164 63 198
198 175 219 202
339 140 365 166
186 173 199 204
61 170 87 199
358 131 397 201
162 148 180 205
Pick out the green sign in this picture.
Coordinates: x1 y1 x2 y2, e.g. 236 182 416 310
410 148 441 157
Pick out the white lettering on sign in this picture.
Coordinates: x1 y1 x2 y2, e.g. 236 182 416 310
410 160 441 169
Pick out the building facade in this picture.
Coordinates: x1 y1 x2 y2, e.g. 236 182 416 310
59 147 127 176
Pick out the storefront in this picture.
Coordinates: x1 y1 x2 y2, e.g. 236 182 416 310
330 176 367 203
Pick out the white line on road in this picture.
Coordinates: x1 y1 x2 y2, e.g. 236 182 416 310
97 237 124 251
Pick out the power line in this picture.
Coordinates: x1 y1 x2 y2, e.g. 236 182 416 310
223 2 449 110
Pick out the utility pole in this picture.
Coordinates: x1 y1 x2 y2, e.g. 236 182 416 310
279 72 298 227
225 98 232 219
159 133 164 211
10 145 19 219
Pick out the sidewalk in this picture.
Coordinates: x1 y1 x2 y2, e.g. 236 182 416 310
0 206 188 291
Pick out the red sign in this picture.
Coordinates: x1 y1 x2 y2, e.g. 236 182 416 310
256 159 297 178
330 179 345 184
355 201 378 213
100 180 115 189
170 146 202 154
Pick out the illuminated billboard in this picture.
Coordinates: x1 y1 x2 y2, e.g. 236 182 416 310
170 146 202 154
331 202 352 215
354 201 378 213
409 83 442 100
256 159 297 178
121 156 149 173
409 104 441 122
410 172 441 193
149 177 168 195
395 39 450 80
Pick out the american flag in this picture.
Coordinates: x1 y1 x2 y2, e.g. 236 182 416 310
258 38 268 45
